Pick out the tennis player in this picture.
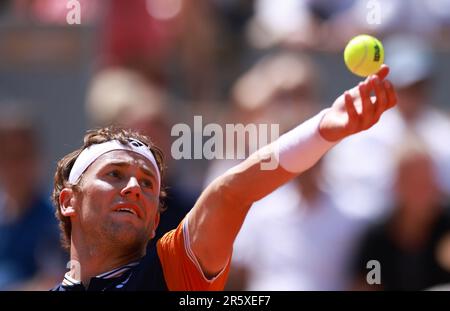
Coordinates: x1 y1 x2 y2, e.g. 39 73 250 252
52 65 396 291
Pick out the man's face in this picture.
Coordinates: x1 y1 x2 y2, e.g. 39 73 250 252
71 150 160 254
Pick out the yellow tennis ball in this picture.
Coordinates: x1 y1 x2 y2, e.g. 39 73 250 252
344 35 384 77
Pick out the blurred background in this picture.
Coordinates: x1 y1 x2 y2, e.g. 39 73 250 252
0 0 450 290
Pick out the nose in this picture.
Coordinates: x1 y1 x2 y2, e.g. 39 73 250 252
120 177 141 199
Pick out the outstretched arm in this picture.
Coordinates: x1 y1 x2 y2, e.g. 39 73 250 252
187 65 397 278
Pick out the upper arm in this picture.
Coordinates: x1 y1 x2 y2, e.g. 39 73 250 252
187 147 296 278
185 111 335 278
156 218 231 290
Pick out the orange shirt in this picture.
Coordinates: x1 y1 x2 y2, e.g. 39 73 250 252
156 217 230 291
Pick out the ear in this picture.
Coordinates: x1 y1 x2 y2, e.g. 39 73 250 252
59 188 77 217
149 211 160 239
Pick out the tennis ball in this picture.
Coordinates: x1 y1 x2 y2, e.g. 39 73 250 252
344 35 384 77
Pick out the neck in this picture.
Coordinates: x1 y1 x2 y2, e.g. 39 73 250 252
68 234 144 286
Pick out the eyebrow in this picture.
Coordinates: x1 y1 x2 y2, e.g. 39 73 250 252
105 162 157 180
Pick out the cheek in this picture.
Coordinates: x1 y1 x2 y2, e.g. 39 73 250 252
88 179 115 191
147 192 160 205
144 193 160 218
81 181 118 216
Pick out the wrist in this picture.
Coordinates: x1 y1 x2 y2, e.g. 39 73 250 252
318 109 343 142
276 109 339 174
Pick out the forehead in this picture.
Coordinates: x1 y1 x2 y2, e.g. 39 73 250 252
87 150 157 174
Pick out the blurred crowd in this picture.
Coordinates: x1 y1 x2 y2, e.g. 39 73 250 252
1 0 450 290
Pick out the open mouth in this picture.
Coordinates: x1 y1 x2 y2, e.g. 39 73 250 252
113 203 141 218
115 208 137 216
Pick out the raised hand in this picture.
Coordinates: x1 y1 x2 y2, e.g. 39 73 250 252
319 65 397 142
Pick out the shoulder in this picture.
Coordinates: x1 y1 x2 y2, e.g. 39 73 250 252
155 217 230 291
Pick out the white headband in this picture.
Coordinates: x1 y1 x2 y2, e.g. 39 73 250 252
68 139 161 191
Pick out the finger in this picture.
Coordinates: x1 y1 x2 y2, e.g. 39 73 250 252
384 80 398 109
373 76 388 121
344 91 358 124
359 80 373 116
375 64 389 81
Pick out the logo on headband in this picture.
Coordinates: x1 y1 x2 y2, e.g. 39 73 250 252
128 138 146 148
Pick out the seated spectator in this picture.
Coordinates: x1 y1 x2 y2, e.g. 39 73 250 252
323 35 450 223
0 106 66 290
351 135 450 291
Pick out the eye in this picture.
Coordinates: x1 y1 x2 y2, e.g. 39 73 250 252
107 170 122 179
141 179 153 189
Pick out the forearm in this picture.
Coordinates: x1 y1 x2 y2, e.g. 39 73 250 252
188 65 397 277
188 109 338 276
227 108 338 203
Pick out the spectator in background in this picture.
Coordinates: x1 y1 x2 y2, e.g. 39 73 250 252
227 160 367 290
204 50 320 185
86 67 198 240
246 0 357 51
322 35 450 225
351 135 450 290
329 0 450 49
203 51 361 290
12 0 100 24
246 0 450 52
97 0 220 103
0 106 66 290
